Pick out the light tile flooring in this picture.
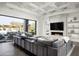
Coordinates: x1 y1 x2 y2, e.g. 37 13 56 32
0 42 28 56
71 46 79 56
0 42 79 56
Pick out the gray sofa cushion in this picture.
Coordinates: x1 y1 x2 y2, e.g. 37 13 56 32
52 39 65 48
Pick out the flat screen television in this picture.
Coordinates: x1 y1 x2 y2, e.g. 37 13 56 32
50 22 64 30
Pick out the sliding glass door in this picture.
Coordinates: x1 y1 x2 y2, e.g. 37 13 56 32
0 16 25 34
25 20 37 35
28 20 36 35
0 15 37 35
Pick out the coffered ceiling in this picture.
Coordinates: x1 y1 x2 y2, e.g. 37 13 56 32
0 2 79 16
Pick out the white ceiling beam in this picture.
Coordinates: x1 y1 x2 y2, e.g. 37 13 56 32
29 2 46 13
50 2 57 8
6 3 38 16
47 8 79 17
47 3 70 13
41 2 52 8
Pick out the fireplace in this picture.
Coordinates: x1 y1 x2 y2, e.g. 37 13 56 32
51 32 63 36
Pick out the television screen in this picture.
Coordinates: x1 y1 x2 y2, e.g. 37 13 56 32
50 22 64 30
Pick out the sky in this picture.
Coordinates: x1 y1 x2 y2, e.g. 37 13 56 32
0 16 25 24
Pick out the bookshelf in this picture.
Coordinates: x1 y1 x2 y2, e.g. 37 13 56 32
67 17 79 39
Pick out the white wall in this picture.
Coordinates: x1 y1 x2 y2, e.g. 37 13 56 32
67 12 79 39
0 7 39 35
43 14 67 36
0 8 37 20
38 11 79 36
36 16 45 36
36 14 67 36
0 5 79 37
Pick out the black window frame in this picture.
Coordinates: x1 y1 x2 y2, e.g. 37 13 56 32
0 14 37 35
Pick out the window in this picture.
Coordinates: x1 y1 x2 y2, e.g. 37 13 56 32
0 16 25 34
28 20 36 35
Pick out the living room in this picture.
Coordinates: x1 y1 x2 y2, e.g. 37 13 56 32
0 2 79 56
